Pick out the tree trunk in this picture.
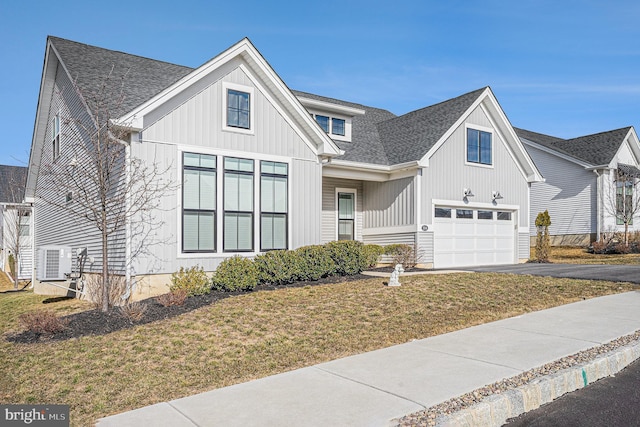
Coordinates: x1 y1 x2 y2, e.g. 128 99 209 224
101 227 109 312
12 256 19 290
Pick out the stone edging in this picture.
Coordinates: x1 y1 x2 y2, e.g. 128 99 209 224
435 341 640 426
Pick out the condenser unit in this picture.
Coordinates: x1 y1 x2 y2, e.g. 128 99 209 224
37 246 72 281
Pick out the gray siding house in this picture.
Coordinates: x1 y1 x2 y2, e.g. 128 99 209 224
517 127 640 245
26 36 542 300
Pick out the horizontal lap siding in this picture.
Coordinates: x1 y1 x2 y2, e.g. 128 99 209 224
363 177 415 228
35 65 126 276
518 232 530 260
526 145 596 236
363 232 417 264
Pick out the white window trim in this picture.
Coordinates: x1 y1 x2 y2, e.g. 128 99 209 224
222 82 255 135
464 123 494 169
335 187 357 241
176 146 292 259
309 110 352 143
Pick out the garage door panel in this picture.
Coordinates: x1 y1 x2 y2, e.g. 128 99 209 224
434 206 515 268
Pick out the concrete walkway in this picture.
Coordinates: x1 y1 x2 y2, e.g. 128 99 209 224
97 291 640 427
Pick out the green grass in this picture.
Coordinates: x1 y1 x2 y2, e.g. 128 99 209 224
0 273 636 426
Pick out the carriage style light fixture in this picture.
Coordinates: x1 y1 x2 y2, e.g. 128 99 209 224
463 188 474 198
492 191 503 201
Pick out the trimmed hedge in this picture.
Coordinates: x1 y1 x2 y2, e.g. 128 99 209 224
325 240 366 276
255 250 302 285
212 256 258 291
295 245 336 281
362 244 384 269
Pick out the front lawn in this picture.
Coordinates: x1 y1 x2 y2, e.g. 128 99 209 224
0 273 636 426
534 246 640 265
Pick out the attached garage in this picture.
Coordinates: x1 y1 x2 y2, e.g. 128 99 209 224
433 206 516 268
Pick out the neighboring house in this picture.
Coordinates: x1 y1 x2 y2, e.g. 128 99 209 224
26 36 542 299
0 164 33 281
516 127 640 245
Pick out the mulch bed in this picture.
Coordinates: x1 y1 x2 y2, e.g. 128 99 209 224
6 274 370 345
368 266 432 273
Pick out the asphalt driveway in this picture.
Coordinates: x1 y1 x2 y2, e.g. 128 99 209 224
461 263 640 284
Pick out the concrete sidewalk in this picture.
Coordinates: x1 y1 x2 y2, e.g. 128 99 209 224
97 291 640 427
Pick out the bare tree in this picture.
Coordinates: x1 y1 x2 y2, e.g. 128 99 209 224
604 167 640 246
1 166 29 289
39 68 173 312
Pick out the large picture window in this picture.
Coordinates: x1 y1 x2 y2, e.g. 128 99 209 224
224 157 254 251
261 161 288 250
182 152 216 252
467 128 492 165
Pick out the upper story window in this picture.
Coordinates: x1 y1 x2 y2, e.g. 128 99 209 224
616 178 634 225
314 115 347 137
227 89 250 129
52 114 60 161
467 128 492 165
222 82 254 134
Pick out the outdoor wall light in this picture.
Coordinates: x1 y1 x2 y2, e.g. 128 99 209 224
463 188 474 197
492 191 503 200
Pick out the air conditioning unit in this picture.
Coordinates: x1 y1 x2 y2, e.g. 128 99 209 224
37 246 72 281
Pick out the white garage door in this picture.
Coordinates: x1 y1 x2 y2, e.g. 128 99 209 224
433 206 515 268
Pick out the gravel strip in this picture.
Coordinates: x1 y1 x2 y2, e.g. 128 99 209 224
396 330 640 426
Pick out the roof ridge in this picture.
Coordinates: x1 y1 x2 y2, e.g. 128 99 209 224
48 36 194 71
564 126 632 142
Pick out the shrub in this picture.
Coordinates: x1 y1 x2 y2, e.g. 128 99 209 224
296 245 336 281
614 243 632 254
119 301 148 323
325 240 365 276
362 244 384 269
212 256 258 291
19 310 68 335
255 250 302 285
156 288 188 307
534 210 552 262
384 244 416 268
170 265 210 296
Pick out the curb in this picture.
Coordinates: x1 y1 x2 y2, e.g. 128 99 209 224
436 341 640 426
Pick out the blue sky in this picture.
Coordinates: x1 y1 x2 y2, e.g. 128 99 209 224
1 0 639 167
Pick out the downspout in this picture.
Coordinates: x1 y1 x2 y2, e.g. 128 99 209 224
124 139 132 299
594 169 602 241
30 201 35 288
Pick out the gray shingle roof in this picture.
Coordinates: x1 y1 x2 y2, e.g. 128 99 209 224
49 36 489 166
378 88 487 165
515 126 632 166
50 37 193 117
0 165 28 203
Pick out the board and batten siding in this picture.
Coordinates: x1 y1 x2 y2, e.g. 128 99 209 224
420 105 530 229
35 63 126 277
142 66 317 162
322 177 363 243
362 177 415 229
526 145 597 237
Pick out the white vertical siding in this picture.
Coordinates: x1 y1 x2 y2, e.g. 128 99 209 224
526 145 597 237
291 159 322 248
363 177 415 228
143 66 317 162
421 106 530 228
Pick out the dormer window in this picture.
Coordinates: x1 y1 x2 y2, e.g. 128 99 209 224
313 114 347 137
315 115 330 133
298 96 365 143
332 118 345 136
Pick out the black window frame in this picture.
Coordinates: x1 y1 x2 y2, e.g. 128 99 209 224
467 128 492 165
331 118 346 136
260 161 288 251
226 89 251 130
434 207 452 218
337 192 355 240
223 157 255 252
182 152 217 253
315 115 330 133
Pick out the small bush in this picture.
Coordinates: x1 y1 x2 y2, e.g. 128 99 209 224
614 243 632 254
325 240 366 276
362 244 384 269
296 245 336 281
255 250 303 285
19 310 68 335
119 302 148 323
384 244 416 268
156 289 188 307
212 256 258 291
170 265 211 296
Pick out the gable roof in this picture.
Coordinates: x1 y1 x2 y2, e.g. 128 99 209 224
0 165 28 204
49 37 193 117
378 88 487 165
515 126 634 166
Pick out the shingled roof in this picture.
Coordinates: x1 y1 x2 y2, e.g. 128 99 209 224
50 37 193 117
515 126 632 166
0 165 28 203
49 36 489 167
